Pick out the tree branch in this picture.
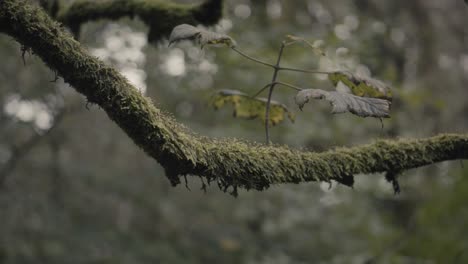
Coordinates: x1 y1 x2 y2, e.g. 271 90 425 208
53 0 223 43
1 0 467 194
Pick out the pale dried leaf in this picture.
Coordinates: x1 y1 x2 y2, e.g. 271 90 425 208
169 24 236 48
168 24 200 45
295 89 390 118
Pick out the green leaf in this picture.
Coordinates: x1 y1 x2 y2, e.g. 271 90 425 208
295 89 390 118
212 90 295 126
169 24 236 48
328 71 392 101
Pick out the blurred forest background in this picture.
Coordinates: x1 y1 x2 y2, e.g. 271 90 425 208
1 0 468 263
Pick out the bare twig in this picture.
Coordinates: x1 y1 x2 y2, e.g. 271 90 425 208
251 81 303 98
251 83 273 98
273 81 303 91
277 66 330 74
231 47 276 68
231 46 330 74
265 42 286 144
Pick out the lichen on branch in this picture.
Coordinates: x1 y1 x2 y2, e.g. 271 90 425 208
1 0 467 195
53 0 223 43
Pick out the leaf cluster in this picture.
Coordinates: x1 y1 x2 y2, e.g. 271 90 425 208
169 24 393 142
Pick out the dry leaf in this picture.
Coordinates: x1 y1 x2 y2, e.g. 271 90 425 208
295 89 390 118
169 24 236 48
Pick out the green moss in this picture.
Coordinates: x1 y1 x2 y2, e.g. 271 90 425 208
56 0 223 42
1 0 468 195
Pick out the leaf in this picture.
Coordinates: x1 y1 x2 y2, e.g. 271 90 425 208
169 24 236 48
168 24 200 44
328 71 392 101
212 90 295 126
295 89 390 118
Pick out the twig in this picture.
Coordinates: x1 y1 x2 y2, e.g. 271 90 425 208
251 83 273 98
231 47 276 68
273 81 303 91
277 66 330 74
265 42 286 144
251 81 303 98
231 46 330 75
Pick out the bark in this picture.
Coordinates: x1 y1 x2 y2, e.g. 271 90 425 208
1 0 467 194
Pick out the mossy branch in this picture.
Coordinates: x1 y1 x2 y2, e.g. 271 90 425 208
49 0 223 43
1 0 468 194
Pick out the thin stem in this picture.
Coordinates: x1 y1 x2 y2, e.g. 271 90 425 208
284 40 299 47
232 46 331 75
251 83 273 98
231 47 276 68
274 81 303 91
251 81 303 98
265 42 286 144
277 66 331 74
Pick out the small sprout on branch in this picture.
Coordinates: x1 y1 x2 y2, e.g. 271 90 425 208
168 24 236 48
212 90 294 126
